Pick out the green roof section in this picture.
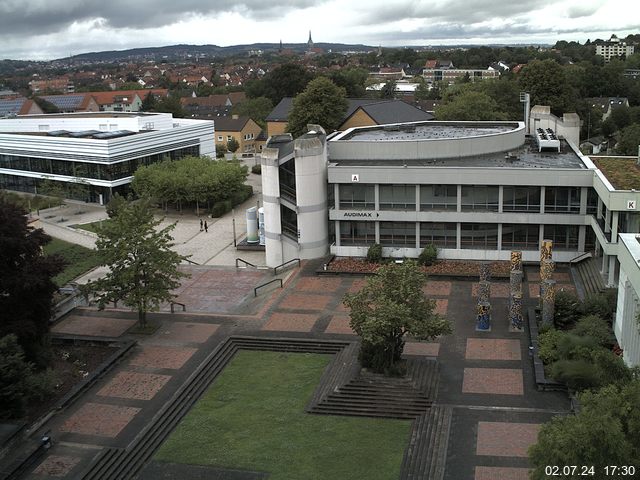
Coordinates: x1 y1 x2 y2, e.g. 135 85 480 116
593 157 640 190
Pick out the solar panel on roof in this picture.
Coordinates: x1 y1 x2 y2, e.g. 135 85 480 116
0 98 25 115
41 95 84 109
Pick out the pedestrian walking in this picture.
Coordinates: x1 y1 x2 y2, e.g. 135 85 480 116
200 218 203 231
204 220 208 233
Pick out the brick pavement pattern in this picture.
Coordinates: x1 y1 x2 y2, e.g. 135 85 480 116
527 271 571 282
279 293 332 311
33 455 81 477
262 312 319 332
465 338 522 361
60 403 140 437
97 371 172 400
472 282 511 298
475 466 530 480
476 422 542 457
52 315 136 337
324 314 356 335
403 342 440 357
152 322 219 344
295 276 342 293
128 345 197 370
423 281 452 296
462 368 524 395
527 283 576 298
347 279 367 293
435 298 448 316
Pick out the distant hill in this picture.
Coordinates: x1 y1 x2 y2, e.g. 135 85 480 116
63 42 376 63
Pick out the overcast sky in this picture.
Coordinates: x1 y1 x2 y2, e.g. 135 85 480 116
1 0 638 60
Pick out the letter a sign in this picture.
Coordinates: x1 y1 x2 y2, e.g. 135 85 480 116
351 174 359 182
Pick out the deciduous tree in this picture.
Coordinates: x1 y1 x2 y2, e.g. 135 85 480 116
436 90 508 121
343 261 452 374
87 199 188 328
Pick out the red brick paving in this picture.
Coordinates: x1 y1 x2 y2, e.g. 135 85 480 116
465 338 521 361
295 276 342 292
527 271 571 282
51 315 136 337
129 345 197 370
462 368 524 395
152 322 219 344
324 314 356 335
279 293 332 311
60 403 140 437
262 312 319 332
475 466 530 480
423 281 452 296
435 299 448 316
476 422 541 457
33 455 81 477
347 279 367 293
335 301 350 313
403 342 440 357
97 371 172 400
527 282 575 298
472 282 511 298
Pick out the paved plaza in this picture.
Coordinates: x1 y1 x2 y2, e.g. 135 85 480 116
25 258 573 480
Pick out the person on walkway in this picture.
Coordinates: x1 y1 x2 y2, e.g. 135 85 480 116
200 218 203 231
204 220 208 233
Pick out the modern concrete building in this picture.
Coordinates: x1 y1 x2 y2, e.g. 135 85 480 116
0 112 214 204
595 35 635 62
614 233 640 366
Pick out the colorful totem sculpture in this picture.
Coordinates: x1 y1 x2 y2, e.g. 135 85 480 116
541 279 556 327
476 263 492 331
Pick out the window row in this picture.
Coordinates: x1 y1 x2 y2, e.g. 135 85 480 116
338 221 580 250
336 184 592 214
0 146 200 181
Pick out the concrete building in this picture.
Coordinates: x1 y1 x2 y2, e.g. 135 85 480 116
595 35 635 62
0 112 214 204
614 233 640 367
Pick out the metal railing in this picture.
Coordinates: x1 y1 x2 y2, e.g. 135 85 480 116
569 251 593 264
254 278 283 296
273 258 300 275
170 301 186 313
235 257 257 268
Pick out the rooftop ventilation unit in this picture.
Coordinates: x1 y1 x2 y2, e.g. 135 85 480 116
535 127 560 152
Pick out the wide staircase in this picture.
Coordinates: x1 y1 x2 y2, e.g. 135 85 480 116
572 255 606 298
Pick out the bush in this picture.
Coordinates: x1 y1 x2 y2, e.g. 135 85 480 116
572 314 614 347
251 164 262 175
418 244 438 266
230 184 253 207
216 143 227 158
554 291 581 329
581 290 617 322
537 328 568 365
210 200 232 218
550 359 601 391
366 243 383 263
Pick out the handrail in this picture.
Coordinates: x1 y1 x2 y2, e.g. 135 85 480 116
273 258 301 275
170 301 186 313
569 251 593 264
183 258 200 266
236 257 257 268
254 278 283 296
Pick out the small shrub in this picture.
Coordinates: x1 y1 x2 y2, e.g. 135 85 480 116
366 243 383 263
572 314 614 348
216 143 227 158
550 359 601 391
251 164 262 175
581 290 617 322
418 244 438 266
210 200 232 218
591 349 632 387
537 328 568 365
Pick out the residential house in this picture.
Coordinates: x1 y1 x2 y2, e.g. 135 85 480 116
0 97 43 117
181 93 247 119
29 76 75 94
422 60 499 84
38 93 100 113
214 115 263 155
595 35 635 62
89 89 168 112
586 97 630 121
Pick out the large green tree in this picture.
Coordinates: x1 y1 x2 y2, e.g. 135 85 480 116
616 124 640 155
245 63 314 105
529 380 640 479
518 59 578 115
87 199 188 328
343 261 452 374
0 195 64 366
232 96 273 128
286 77 348 138
436 90 508 121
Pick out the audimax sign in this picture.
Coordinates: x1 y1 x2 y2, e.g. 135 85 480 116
343 212 380 218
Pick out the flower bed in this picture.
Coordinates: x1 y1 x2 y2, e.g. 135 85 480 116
326 257 511 278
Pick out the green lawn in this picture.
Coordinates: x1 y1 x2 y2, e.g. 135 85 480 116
74 219 111 233
155 350 412 480
44 238 101 286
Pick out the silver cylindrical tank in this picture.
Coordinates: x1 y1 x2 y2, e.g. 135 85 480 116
258 207 265 246
246 206 258 243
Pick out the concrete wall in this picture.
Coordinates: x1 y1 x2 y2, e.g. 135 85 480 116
615 234 640 367
260 147 283 267
529 106 580 147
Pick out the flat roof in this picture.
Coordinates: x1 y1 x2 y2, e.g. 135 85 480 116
17 112 160 119
329 137 586 169
336 122 518 142
592 157 640 190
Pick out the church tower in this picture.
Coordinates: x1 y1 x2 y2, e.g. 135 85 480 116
307 30 314 51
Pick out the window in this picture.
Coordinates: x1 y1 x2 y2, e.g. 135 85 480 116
543 225 579 250
279 160 296 202
227 135 233 141
380 222 416 247
339 184 375 210
587 188 598 215
38 124 49 131
461 223 498 249
461 186 499 211
502 186 540 212
280 205 298 239
340 221 376 245
544 187 580 213
379 184 416 210
501 224 539 249
217 136 223 141
420 185 457 210
420 222 457 248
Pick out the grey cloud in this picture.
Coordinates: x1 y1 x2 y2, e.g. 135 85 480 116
359 0 557 26
566 2 605 19
0 0 321 35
